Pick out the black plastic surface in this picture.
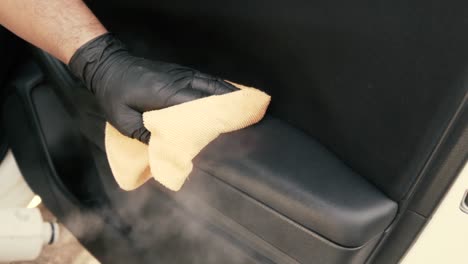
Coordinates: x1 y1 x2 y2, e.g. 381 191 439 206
2 68 138 264
409 101 468 217
465 192 468 208
368 96 467 263
32 83 106 206
367 211 425 264
175 169 383 264
0 27 18 161
0 128 6 161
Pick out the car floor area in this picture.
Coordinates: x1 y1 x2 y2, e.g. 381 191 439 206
0 149 98 264
0 205 100 264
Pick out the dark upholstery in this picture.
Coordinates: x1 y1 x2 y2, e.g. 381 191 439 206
93 0 468 200
192 116 398 247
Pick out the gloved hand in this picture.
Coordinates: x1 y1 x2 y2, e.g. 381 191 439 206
68 33 237 144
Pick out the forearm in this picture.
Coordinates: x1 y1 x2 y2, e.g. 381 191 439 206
0 0 107 63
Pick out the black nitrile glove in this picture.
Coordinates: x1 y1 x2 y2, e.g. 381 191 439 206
68 33 237 144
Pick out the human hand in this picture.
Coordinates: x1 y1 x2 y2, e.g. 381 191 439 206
68 33 237 143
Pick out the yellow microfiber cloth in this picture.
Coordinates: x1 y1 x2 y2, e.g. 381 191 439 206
105 83 271 191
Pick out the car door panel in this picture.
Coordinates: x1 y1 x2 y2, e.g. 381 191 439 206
89 0 468 201
1 0 467 263
3 64 264 264
8 53 395 263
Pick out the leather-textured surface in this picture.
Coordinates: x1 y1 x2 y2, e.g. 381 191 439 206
176 167 383 263
193 116 397 247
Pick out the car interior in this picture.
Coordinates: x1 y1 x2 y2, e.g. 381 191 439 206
1 1 467 263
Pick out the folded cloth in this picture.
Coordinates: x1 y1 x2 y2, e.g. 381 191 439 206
105 83 271 191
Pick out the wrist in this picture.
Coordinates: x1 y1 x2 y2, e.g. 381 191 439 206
63 26 108 64
68 33 128 93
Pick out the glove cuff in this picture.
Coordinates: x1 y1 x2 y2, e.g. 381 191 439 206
68 33 127 93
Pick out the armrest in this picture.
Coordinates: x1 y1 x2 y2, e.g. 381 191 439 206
193 116 397 247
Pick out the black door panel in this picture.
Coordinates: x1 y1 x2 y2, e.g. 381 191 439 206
89 0 468 201
22 53 396 263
